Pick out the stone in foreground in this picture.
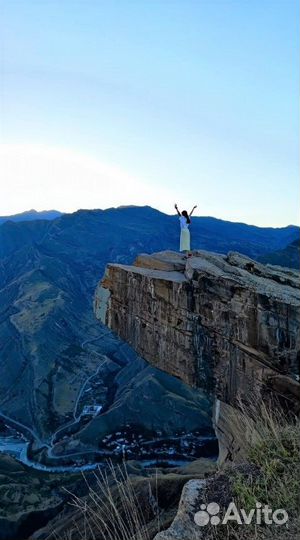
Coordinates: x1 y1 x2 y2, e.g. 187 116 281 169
154 479 207 540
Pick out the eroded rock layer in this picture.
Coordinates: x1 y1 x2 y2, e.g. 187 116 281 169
95 250 300 462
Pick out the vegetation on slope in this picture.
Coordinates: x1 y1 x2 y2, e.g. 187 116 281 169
204 404 300 540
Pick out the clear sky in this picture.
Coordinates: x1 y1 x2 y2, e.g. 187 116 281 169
0 0 299 226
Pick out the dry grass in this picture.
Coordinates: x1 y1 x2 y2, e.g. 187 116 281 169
51 401 299 540
58 461 161 540
206 400 300 540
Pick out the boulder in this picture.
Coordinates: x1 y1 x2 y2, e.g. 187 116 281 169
154 479 207 540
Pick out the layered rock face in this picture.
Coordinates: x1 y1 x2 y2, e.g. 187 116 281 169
95 250 300 462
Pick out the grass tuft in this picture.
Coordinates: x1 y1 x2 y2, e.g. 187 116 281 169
60 461 160 540
208 401 300 540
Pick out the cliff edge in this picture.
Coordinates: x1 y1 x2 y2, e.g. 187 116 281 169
94 250 300 463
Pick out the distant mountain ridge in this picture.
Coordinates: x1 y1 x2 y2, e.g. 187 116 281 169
0 209 62 225
1 205 298 259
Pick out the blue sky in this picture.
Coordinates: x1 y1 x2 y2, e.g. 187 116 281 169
0 0 299 226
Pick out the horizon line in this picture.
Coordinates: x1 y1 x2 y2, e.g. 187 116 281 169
0 205 299 230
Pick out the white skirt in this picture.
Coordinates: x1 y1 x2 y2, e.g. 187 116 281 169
180 228 190 251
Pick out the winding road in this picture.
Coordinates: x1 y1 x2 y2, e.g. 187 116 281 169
0 332 114 469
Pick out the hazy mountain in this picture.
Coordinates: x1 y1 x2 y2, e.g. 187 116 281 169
0 209 62 226
258 238 300 270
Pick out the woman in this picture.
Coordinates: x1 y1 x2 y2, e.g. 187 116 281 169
174 203 197 255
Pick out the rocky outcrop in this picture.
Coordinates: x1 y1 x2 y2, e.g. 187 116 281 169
95 250 300 463
154 479 206 540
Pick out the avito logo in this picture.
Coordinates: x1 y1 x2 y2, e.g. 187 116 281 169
194 501 288 527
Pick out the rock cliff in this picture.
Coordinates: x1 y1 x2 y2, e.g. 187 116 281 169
94 250 300 463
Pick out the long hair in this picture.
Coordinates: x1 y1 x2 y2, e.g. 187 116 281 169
181 210 190 224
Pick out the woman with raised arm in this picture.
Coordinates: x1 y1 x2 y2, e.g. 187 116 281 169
174 203 197 256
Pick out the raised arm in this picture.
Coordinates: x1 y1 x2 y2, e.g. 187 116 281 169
174 203 181 216
189 205 197 217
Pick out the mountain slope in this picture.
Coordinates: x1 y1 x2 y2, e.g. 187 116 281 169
0 207 210 449
258 238 300 269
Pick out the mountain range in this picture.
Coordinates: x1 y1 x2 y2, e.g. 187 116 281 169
0 206 298 446
0 209 63 226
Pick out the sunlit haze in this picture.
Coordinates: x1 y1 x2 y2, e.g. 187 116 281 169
1 1 299 226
